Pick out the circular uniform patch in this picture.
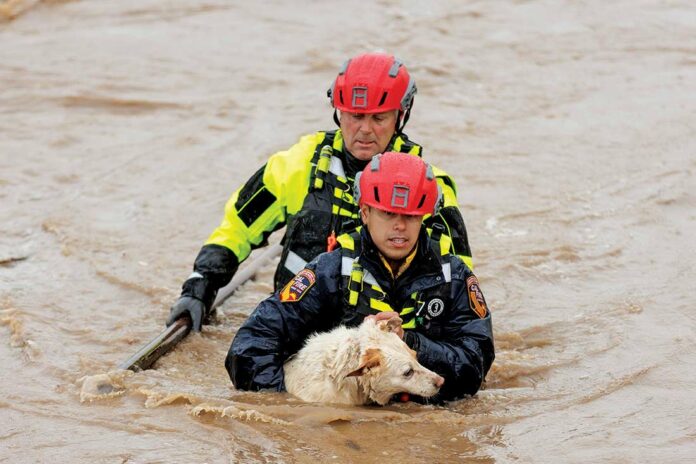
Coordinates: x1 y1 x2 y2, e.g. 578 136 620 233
426 298 445 318
280 269 316 302
466 275 488 318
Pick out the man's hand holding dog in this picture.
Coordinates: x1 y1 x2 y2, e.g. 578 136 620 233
366 311 404 339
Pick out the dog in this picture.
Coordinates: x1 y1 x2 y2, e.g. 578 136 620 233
283 316 444 405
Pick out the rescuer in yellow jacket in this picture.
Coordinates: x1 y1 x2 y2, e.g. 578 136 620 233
167 52 474 332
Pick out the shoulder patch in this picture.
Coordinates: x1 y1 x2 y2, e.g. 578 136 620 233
466 275 488 318
280 269 316 302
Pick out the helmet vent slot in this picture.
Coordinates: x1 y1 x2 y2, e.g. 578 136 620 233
378 91 388 106
417 194 426 209
373 186 380 203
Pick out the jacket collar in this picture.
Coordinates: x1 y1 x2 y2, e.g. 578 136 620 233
358 226 442 291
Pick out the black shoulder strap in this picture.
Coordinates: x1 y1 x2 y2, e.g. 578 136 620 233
309 131 337 192
429 222 446 261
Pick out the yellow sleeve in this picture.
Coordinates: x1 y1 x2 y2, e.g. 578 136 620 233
205 132 325 262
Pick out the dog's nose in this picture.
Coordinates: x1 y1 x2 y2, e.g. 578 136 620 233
434 375 444 388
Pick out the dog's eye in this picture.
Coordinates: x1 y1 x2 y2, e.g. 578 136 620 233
403 367 414 378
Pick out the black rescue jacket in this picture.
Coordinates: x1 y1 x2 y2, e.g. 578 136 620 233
226 226 494 402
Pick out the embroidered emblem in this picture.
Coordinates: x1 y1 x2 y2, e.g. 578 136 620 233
280 269 316 302
426 298 445 318
466 276 488 318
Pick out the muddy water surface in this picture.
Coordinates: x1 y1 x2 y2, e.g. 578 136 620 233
1 1 695 462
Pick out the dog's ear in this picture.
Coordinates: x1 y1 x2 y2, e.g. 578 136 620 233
377 316 403 334
346 348 383 377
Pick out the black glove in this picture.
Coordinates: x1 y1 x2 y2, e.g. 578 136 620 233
166 296 207 332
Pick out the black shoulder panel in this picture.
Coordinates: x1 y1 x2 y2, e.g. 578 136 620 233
234 165 278 227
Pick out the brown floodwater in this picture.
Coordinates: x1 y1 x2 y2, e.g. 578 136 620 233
1 1 695 462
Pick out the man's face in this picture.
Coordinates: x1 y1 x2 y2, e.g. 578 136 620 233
360 205 423 261
339 110 398 161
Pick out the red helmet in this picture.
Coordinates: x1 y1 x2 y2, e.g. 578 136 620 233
327 52 417 114
355 152 441 216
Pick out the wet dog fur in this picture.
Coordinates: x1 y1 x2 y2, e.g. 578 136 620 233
283 316 444 405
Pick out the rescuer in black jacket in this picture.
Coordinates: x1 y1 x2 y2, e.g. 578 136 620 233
227 153 494 402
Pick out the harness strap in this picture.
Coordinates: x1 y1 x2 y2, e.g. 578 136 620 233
312 145 333 190
348 260 363 306
345 256 422 328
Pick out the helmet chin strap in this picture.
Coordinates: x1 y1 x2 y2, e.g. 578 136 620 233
333 109 341 127
396 104 413 134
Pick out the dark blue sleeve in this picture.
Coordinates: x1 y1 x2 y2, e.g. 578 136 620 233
225 252 343 391
405 261 495 401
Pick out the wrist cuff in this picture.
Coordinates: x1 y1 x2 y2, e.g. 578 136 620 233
181 276 217 310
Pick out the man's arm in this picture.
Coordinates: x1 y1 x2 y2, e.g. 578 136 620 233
225 252 343 391
404 262 494 401
168 133 324 330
